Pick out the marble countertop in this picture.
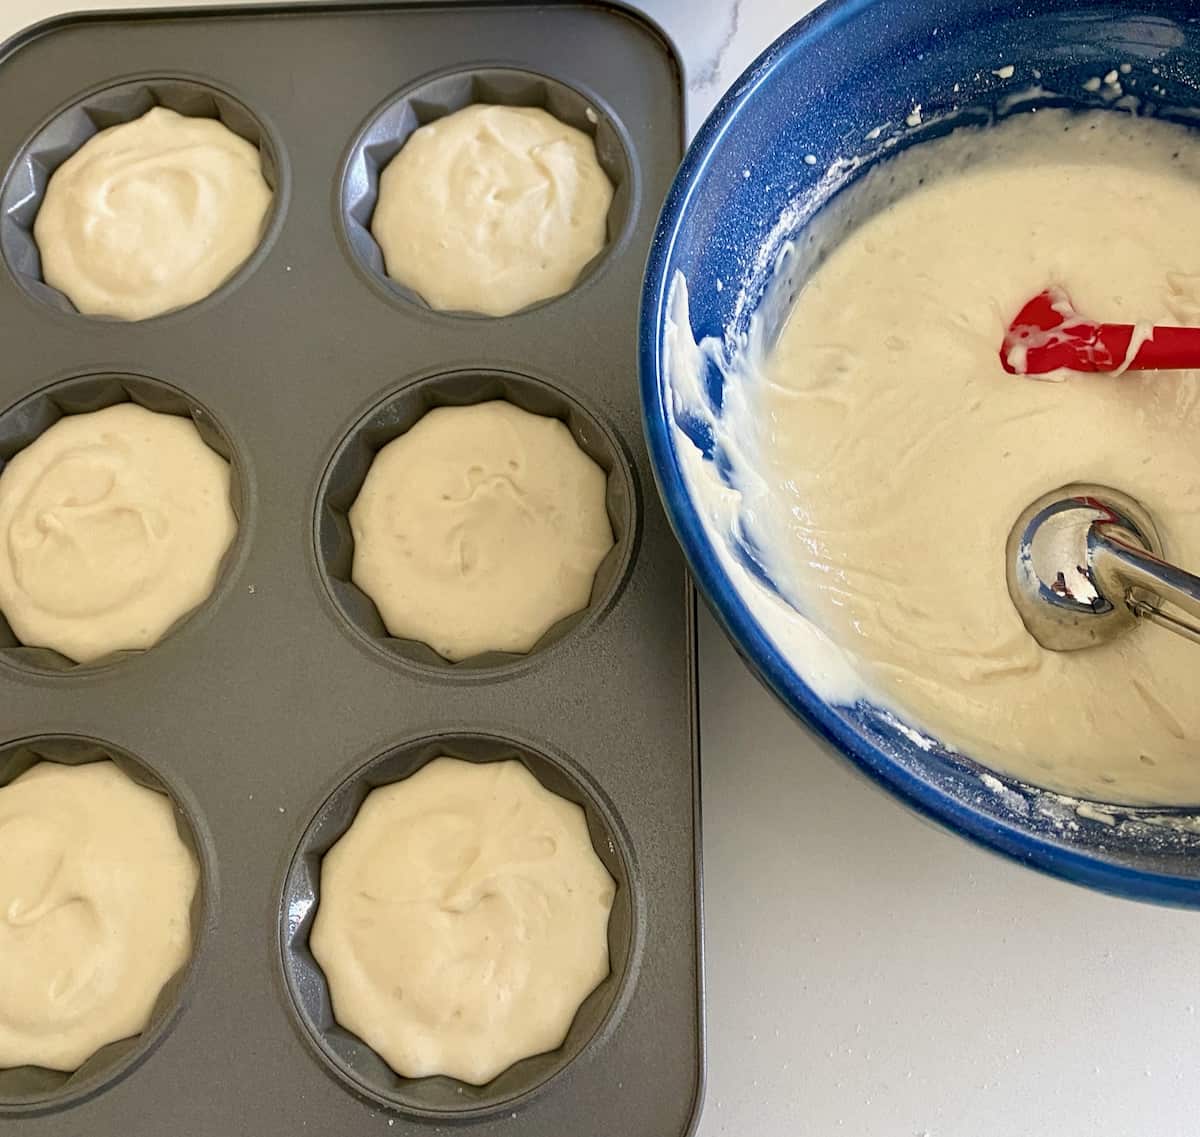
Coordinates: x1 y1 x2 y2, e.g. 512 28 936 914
2 3 1197 1136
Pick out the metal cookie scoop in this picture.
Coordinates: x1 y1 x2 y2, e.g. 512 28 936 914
1007 484 1200 650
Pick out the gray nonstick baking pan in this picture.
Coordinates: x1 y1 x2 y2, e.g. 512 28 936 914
0 3 701 1135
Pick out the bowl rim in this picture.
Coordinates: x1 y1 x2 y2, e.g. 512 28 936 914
638 0 1200 908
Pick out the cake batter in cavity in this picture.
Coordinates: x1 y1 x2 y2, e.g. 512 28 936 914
371 104 613 315
34 107 272 320
0 761 198 1071
757 110 1200 805
350 400 613 661
0 403 237 664
311 757 615 1085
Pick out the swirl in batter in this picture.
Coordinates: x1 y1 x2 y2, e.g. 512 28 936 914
34 107 272 320
0 761 198 1071
371 104 613 315
311 758 615 1085
349 400 613 661
0 403 237 663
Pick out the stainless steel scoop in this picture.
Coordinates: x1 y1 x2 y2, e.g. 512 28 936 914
1007 484 1200 650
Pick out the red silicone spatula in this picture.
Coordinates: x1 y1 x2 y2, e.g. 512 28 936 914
1000 286 1200 376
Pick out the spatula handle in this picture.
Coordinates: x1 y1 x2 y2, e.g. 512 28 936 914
1095 324 1200 371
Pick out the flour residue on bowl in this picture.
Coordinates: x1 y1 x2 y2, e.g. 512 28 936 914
665 107 1200 808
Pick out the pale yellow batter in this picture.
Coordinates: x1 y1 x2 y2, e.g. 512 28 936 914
350 400 613 661
0 403 237 664
0 761 198 1071
35 107 272 320
371 104 612 316
760 110 1200 805
311 758 615 1085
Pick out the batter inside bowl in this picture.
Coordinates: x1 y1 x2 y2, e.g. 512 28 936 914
310 757 615 1085
751 109 1200 805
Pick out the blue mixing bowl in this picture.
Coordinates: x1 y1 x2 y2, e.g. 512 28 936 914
641 0 1200 905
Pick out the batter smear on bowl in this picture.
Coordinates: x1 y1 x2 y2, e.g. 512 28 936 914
750 110 1200 805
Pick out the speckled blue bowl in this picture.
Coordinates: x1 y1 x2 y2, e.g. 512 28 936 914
641 0 1200 905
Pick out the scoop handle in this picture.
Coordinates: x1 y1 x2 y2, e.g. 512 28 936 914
1091 324 1200 372
1092 526 1200 644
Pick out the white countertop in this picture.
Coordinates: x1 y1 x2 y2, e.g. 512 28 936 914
3 3 1197 1136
